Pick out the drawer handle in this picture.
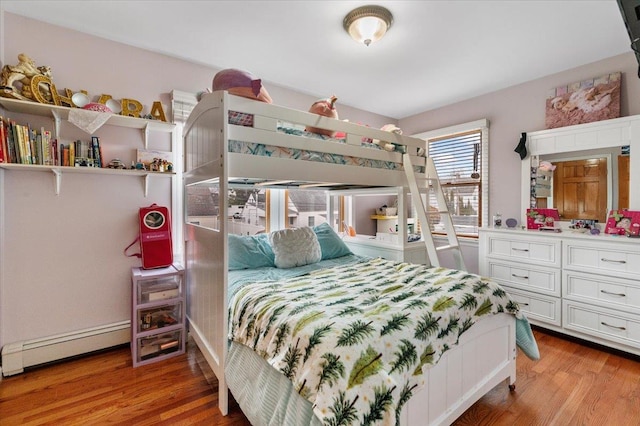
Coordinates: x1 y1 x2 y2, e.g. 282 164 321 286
601 322 626 331
512 248 529 252
601 258 626 264
512 274 529 279
600 290 626 297
519 302 530 306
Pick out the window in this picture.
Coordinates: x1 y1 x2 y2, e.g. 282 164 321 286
184 182 269 235
414 119 489 238
285 189 328 228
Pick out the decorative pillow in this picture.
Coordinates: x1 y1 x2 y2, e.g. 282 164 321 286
269 227 322 269
313 222 352 260
228 233 275 270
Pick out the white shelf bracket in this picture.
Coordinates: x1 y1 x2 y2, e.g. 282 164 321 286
143 123 150 149
51 169 61 195
144 174 149 197
51 110 62 140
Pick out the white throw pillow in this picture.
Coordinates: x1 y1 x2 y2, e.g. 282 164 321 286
269 227 322 268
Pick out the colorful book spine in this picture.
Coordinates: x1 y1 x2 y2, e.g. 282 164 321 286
15 123 25 164
91 136 102 168
51 139 58 166
22 125 32 164
7 121 18 163
29 127 38 164
69 141 75 167
0 116 6 163
42 129 51 165
62 145 70 167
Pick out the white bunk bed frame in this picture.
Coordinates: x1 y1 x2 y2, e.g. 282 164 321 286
183 91 516 425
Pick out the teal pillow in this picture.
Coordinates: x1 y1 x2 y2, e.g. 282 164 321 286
313 222 352 260
228 233 275 270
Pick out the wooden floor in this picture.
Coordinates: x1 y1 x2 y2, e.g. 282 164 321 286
1 328 640 425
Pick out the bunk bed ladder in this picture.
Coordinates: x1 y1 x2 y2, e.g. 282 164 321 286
403 154 467 271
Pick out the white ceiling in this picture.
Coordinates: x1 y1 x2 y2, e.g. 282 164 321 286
1 1 634 119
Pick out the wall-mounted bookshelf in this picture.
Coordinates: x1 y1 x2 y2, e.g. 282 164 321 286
0 97 174 148
0 97 177 196
0 163 174 196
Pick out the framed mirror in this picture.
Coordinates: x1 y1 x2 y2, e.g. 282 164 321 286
520 116 639 226
532 147 628 223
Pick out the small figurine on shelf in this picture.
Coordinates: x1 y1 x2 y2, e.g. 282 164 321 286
493 212 502 227
107 158 126 169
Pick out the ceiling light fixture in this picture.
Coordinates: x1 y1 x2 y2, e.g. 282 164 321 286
343 5 393 47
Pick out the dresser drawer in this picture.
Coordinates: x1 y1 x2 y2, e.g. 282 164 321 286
485 234 561 268
504 286 561 327
564 241 640 280
564 270 640 315
487 260 560 297
563 300 640 349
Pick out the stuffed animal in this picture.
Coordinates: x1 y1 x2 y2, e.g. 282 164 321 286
538 160 556 171
305 95 339 137
373 124 403 152
212 68 272 103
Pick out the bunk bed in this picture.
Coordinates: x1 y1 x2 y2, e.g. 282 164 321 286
183 91 536 425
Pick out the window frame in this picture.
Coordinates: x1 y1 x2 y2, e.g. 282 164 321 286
413 119 489 237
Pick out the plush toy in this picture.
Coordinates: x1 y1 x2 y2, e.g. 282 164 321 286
305 95 339 137
538 160 556 171
372 124 403 152
212 68 272 103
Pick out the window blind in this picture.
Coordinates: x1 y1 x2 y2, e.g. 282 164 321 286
428 130 482 237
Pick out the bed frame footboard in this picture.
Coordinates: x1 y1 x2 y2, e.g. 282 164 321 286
400 313 516 425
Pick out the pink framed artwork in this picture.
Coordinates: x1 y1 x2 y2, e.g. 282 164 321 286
526 208 560 230
604 210 640 236
545 72 621 129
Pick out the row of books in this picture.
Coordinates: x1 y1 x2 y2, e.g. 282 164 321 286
60 137 104 168
0 116 56 165
0 116 104 167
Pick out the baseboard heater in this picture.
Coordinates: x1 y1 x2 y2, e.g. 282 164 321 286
1 320 131 376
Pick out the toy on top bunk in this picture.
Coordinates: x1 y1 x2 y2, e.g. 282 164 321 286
305 95 339 137
212 68 272 127
212 68 272 103
372 124 404 152
370 124 426 156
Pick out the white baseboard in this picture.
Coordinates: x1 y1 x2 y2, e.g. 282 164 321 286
1 320 130 376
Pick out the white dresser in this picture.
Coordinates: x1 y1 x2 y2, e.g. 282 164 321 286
480 227 640 356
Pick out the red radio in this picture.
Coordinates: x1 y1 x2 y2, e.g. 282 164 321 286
125 204 173 269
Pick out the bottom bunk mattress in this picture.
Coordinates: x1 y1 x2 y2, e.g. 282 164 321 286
227 255 539 425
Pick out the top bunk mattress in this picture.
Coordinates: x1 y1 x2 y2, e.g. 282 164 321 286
227 112 424 173
183 91 429 183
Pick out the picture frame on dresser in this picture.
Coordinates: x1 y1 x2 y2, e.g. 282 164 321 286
603 209 640 236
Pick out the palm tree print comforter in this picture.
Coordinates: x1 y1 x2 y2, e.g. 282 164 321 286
229 257 520 426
